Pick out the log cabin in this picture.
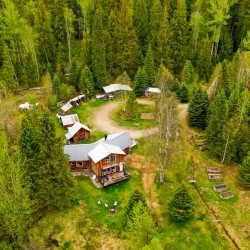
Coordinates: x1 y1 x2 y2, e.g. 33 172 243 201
69 94 86 106
59 114 79 128
64 132 135 186
58 102 73 116
65 122 91 142
144 87 161 97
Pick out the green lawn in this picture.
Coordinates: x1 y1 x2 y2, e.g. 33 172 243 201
112 103 157 130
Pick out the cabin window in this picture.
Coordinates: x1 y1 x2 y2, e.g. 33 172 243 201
102 170 107 176
105 156 111 164
112 166 116 173
111 155 116 163
76 161 84 167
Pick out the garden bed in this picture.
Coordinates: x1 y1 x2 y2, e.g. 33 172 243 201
214 184 228 193
219 191 234 200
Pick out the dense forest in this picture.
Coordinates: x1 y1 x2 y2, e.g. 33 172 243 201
0 0 250 249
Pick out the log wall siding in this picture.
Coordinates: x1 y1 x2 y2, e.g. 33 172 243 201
70 161 91 171
73 128 90 141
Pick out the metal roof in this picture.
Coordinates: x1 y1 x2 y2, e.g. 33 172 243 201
97 132 136 150
145 87 161 93
61 114 79 126
70 94 86 102
64 143 97 161
103 84 132 93
65 122 91 140
60 102 73 112
88 143 126 163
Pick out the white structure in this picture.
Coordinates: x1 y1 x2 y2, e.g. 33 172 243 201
103 84 132 94
19 102 38 110
59 114 79 127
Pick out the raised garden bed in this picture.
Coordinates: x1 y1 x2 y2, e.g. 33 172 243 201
214 184 228 193
208 174 222 181
207 167 221 174
219 191 234 200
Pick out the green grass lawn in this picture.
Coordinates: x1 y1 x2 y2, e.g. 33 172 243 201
112 103 157 130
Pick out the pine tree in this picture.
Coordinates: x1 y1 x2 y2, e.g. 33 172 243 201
155 3 171 67
79 65 94 98
36 111 74 209
168 186 194 222
181 60 194 85
144 44 155 86
125 91 137 120
0 131 34 244
52 74 61 96
177 84 189 103
125 201 156 249
134 67 148 96
218 59 231 98
133 0 149 55
218 25 233 61
188 88 209 129
169 0 188 73
91 7 107 88
237 152 250 189
206 90 228 155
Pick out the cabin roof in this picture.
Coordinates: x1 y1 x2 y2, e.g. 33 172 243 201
70 94 86 102
145 87 161 93
88 143 126 163
103 84 132 93
64 132 135 161
65 122 91 140
60 114 79 126
60 102 73 112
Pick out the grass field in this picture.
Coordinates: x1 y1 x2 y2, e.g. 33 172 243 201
112 103 157 129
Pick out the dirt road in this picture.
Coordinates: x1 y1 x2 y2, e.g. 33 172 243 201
89 100 158 139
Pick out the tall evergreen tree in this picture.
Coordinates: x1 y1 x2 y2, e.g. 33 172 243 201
133 0 149 55
237 151 250 189
169 0 188 73
206 90 228 156
125 91 137 120
79 65 94 97
52 74 61 96
144 44 155 86
168 186 194 222
0 131 34 245
181 60 194 85
36 111 74 209
134 67 148 96
188 88 209 129
218 59 231 98
91 7 107 88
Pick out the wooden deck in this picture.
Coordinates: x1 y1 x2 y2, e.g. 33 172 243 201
101 171 130 187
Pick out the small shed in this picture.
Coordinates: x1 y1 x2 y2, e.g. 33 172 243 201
60 114 79 128
65 122 91 142
69 94 86 106
58 102 73 116
103 84 132 95
144 87 161 97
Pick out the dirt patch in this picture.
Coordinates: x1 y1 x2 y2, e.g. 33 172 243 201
141 112 154 120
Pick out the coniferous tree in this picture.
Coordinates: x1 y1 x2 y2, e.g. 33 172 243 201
218 59 231 98
125 201 156 249
169 0 188 73
79 65 94 97
91 7 107 88
0 131 34 245
134 67 148 96
181 60 194 85
177 84 189 103
206 90 228 156
237 152 250 189
188 88 209 129
125 91 137 120
36 111 74 209
168 186 194 222
52 74 61 96
144 44 155 86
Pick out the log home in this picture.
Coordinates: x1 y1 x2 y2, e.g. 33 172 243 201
65 122 91 142
64 132 135 186
58 102 73 116
59 114 79 128
69 94 86 106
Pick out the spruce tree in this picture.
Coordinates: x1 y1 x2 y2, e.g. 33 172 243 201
168 186 194 222
237 152 250 189
91 7 107 88
52 74 61 97
181 60 194 85
134 67 148 96
144 44 155 86
218 59 231 98
188 88 209 129
125 91 137 120
177 84 189 103
36 111 74 209
206 90 228 156
79 65 94 98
